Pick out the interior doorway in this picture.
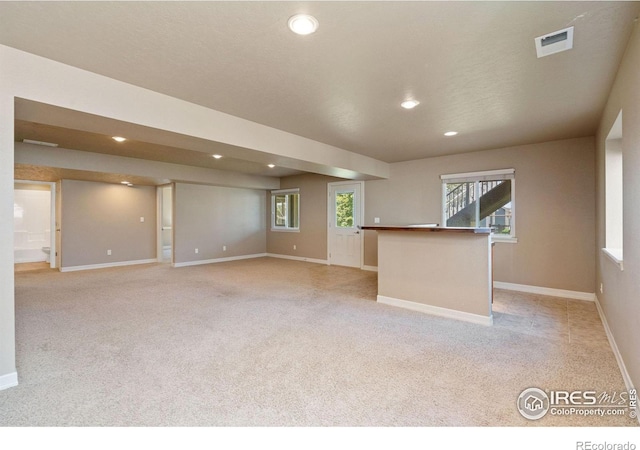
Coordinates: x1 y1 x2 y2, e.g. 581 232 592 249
327 181 364 268
157 184 174 263
14 181 57 270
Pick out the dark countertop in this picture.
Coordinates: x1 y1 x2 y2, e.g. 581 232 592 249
359 225 492 234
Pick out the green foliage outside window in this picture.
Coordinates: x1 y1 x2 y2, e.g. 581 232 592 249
336 192 354 228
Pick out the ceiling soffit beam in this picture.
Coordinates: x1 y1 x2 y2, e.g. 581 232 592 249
14 143 280 190
2 45 389 181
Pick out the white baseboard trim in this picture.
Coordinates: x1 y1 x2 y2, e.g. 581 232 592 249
362 265 378 272
493 281 595 302
266 253 328 265
0 371 18 391
594 295 636 408
377 295 493 326
61 258 158 272
173 253 267 268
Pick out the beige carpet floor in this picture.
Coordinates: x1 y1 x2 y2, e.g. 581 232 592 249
1 257 636 426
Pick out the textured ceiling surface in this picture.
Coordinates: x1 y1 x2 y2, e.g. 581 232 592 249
2 1 639 175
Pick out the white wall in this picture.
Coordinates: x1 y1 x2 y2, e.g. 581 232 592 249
0 91 16 388
13 186 51 262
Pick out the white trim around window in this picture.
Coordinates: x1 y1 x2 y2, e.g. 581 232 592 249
271 188 300 232
440 168 516 242
440 168 515 182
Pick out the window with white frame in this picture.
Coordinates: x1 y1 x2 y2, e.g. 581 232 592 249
604 110 623 268
441 169 516 241
271 188 300 231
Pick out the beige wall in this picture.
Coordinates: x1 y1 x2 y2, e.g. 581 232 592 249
365 136 596 293
174 183 266 264
595 22 640 392
61 180 156 267
378 231 492 318
267 173 343 261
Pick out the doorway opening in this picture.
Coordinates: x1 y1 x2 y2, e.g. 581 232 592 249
14 180 57 271
157 184 174 263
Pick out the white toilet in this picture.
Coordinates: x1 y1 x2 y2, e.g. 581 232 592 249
42 247 50 263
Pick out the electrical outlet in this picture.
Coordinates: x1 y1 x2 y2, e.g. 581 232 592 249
374 217 380 224
195 248 199 254
223 245 227 252
293 245 297 250
107 249 112 256
140 217 145 223
600 283 604 294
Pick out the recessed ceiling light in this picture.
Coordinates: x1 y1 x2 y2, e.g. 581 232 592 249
112 136 126 142
288 14 319 35
444 131 458 137
120 181 130 185
268 164 276 168
401 100 420 110
212 154 223 159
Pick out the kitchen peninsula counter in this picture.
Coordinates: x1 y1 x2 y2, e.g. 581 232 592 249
361 225 493 325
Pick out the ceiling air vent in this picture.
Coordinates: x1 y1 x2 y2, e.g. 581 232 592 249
535 26 574 58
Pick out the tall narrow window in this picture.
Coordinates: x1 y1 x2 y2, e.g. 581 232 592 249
604 110 623 268
441 169 516 241
271 188 300 231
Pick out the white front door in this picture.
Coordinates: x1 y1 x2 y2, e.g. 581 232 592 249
328 182 363 268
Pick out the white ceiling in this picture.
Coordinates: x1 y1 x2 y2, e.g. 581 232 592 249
2 1 639 180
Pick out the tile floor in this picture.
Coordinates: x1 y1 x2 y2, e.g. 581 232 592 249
492 289 611 350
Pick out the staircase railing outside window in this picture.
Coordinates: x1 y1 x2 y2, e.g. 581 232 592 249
446 180 504 219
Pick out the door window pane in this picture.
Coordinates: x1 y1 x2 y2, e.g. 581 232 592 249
336 191 354 228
